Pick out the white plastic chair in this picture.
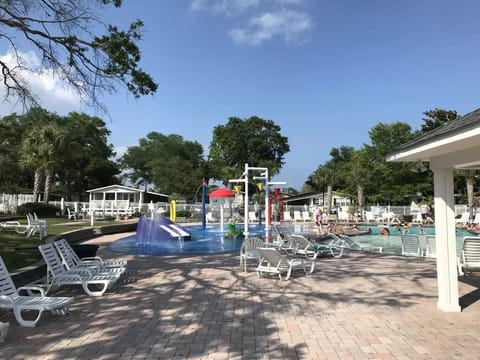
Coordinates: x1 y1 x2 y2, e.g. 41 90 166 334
39 243 120 297
401 234 422 257
283 211 293 222
425 235 436 258
255 248 314 280
457 236 480 276
293 211 303 222
0 256 73 327
239 237 267 272
302 211 312 222
54 239 126 276
248 211 258 223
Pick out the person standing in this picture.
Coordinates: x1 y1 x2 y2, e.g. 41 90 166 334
420 202 430 224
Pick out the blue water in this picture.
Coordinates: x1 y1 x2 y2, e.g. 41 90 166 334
108 224 269 256
108 223 476 257
352 225 471 255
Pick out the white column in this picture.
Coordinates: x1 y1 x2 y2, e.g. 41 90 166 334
433 168 461 312
244 163 249 235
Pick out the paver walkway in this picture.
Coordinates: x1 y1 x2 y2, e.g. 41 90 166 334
1 233 480 359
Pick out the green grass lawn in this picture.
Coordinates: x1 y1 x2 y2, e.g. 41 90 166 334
0 217 119 272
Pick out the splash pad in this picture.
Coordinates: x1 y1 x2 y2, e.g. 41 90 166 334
111 212 267 256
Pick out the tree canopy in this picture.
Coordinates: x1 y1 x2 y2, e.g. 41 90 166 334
208 116 290 184
0 108 119 202
0 0 157 111
120 132 206 198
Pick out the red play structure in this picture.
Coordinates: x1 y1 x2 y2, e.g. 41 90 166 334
268 188 284 223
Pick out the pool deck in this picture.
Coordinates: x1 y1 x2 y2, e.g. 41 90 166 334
1 232 480 359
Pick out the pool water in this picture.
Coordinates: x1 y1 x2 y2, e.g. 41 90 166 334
353 225 472 255
108 222 476 257
108 224 269 256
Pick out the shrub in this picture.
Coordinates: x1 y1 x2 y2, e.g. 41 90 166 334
16 202 60 217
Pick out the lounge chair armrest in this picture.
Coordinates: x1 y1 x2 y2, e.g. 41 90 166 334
17 286 46 297
79 256 104 265
0 294 14 305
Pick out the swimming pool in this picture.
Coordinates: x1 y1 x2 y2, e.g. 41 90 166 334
108 222 475 257
349 225 472 255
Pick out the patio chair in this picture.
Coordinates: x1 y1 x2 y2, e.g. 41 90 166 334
401 234 422 257
473 213 480 226
206 212 217 223
457 236 480 276
290 234 319 259
282 211 293 222
335 234 383 253
239 237 270 272
302 211 313 222
293 211 303 222
255 248 315 280
66 207 77 221
54 238 127 271
425 235 436 258
54 239 126 276
0 256 73 327
456 212 470 226
39 243 119 297
248 211 258 223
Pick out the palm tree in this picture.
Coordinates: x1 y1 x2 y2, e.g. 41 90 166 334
21 124 66 203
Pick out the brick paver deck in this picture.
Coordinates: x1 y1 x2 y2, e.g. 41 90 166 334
1 233 480 359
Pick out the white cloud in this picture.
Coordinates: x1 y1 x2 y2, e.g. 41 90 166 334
0 49 83 116
190 0 260 15
190 0 313 45
230 9 313 45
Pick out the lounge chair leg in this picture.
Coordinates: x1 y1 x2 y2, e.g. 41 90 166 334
13 308 42 328
82 281 109 297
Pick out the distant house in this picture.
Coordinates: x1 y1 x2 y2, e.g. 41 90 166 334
282 191 352 210
87 185 168 215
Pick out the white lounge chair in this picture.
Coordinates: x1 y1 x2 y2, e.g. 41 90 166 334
290 234 319 259
456 212 470 226
255 248 315 280
66 208 77 221
473 213 480 226
293 211 303 222
39 243 119 297
239 237 269 272
425 235 436 258
53 239 126 276
401 234 422 257
282 211 293 222
302 211 313 222
0 256 73 327
335 234 383 253
457 236 480 276
206 212 217 223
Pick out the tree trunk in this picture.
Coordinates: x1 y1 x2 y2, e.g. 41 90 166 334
357 184 364 221
326 184 333 216
33 169 43 202
44 168 53 204
467 175 475 218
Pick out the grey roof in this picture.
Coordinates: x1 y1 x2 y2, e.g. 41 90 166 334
388 107 480 155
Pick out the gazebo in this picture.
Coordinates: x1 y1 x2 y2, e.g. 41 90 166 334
87 185 168 216
387 108 480 312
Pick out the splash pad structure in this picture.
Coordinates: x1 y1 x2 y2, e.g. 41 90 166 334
136 213 192 246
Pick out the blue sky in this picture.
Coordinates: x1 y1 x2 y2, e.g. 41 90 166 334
2 0 480 190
